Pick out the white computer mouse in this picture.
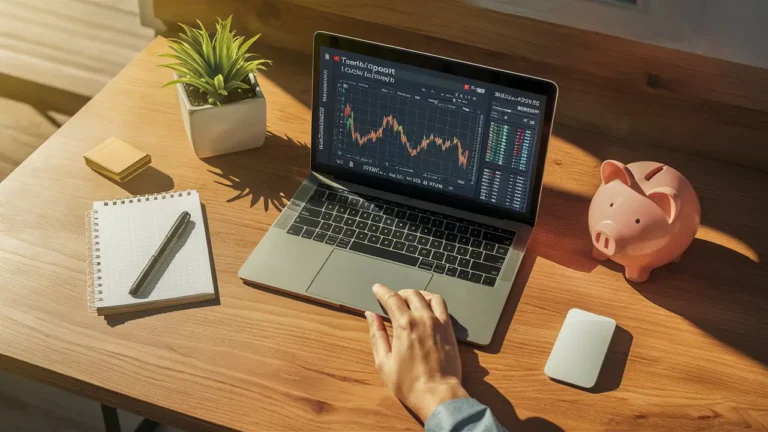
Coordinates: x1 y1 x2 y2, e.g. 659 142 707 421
544 308 616 388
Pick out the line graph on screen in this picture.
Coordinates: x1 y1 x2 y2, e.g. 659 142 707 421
344 104 470 168
335 82 480 181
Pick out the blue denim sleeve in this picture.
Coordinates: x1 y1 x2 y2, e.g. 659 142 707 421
424 398 507 432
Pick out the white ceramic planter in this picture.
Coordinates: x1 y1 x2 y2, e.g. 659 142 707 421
175 72 267 158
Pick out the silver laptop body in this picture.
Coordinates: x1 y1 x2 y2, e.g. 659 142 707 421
240 32 557 346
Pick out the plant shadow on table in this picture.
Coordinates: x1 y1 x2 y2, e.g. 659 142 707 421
105 204 220 327
202 132 309 211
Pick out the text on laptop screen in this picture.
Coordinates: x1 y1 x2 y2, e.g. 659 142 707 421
314 48 547 214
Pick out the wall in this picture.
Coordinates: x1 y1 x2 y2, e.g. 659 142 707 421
470 0 768 69
152 0 768 172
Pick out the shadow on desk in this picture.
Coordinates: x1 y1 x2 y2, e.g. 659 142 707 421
553 125 766 266
585 238 768 366
0 72 90 120
631 238 768 365
203 132 309 211
104 166 175 196
105 204 221 327
481 252 537 354
462 348 564 432
532 187 598 274
529 182 768 366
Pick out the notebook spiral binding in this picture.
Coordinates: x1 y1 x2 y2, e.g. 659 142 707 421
85 209 102 311
85 190 193 311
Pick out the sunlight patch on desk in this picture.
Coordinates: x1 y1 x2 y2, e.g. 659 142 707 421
542 136 602 199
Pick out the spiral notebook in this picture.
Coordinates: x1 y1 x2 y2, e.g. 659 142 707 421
86 190 215 315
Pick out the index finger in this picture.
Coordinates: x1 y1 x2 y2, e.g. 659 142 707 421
372 284 409 321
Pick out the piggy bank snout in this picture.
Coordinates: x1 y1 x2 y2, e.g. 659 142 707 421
592 222 617 256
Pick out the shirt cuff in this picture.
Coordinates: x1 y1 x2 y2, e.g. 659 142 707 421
424 397 506 432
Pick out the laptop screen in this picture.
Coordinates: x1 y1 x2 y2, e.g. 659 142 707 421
312 34 557 224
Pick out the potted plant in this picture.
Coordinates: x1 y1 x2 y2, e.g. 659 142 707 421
158 16 272 158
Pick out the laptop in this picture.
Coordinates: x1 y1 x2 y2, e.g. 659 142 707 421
239 32 558 346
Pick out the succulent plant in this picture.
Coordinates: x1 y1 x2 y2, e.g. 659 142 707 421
159 16 271 106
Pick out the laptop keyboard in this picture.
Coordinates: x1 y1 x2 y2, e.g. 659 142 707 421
286 184 515 287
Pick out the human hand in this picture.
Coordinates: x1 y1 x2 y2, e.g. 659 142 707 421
365 284 468 422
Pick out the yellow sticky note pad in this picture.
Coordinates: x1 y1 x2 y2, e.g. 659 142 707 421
84 138 151 182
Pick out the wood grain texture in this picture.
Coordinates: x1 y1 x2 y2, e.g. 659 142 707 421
153 0 768 172
0 37 767 432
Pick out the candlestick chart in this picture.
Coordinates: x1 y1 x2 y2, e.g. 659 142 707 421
335 83 480 182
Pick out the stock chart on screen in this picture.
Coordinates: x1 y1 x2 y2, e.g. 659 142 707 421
315 48 546 213
335 80 482 194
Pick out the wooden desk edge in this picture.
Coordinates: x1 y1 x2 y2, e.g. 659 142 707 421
0 354 231 431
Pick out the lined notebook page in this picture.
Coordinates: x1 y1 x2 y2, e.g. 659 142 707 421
94 191 214 310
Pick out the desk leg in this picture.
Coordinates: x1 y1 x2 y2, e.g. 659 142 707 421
134 418 160 432
100 404 121 432
100 404 160 432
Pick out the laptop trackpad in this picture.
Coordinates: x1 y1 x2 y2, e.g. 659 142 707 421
308 249 433 315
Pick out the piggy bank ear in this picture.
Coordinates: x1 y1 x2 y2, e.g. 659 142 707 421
647 187 681 224
600 160 634 186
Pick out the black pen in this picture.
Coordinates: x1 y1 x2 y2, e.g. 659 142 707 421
129 211 191 297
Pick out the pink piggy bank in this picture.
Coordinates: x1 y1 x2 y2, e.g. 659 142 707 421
589 160 701 282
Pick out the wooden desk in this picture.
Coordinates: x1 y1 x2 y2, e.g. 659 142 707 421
1 37 766 431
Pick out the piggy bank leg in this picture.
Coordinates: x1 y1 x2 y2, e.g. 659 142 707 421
625 266 651 283
592 246 608 261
